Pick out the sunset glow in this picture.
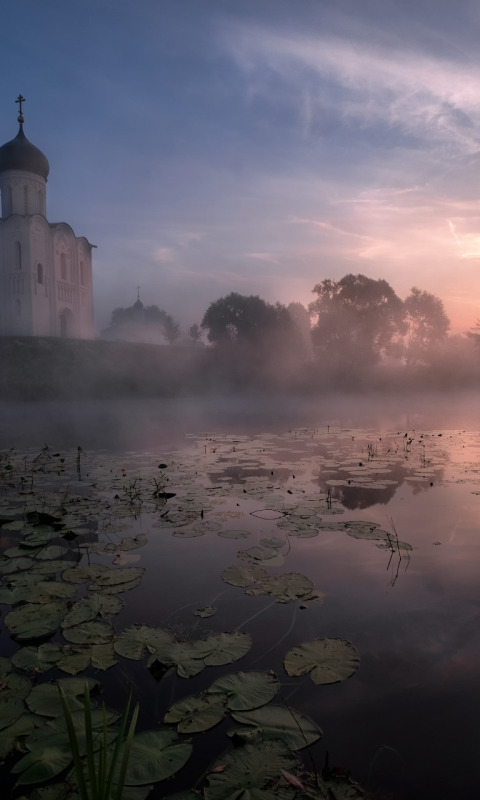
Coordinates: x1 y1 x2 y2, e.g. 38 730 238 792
2 0 480 333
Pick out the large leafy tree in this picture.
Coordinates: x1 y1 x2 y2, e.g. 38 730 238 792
309 274 406 369
201 292 304 366
404 287 450 366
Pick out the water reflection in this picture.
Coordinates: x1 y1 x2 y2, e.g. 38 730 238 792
1 425 480 800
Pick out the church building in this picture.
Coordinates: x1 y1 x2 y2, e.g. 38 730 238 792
0 96 95 338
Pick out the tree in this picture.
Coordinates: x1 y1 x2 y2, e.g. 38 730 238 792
309 274 406 370
287 302 313 357
404 287 450 366
188 323 203 346
201 292 305 366
465 319 480 348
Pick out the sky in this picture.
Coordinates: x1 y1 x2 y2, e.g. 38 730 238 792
3 0 480 334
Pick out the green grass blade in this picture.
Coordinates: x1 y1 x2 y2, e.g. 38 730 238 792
58 683 89 800
114 701 139 800
83 683 99 800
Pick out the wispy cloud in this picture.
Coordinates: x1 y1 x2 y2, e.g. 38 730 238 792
222 23 480 152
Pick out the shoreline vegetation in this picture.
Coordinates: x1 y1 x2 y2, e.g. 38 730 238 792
1 335 480 402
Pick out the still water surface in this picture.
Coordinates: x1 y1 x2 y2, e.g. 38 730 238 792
1 394 480 799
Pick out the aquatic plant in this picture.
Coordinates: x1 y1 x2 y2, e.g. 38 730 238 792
58 683 139 800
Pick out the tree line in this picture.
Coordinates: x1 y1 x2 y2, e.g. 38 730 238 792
103 274 480 387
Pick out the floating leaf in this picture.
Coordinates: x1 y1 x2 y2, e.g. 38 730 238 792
114 625 175 660
0 713 38 760
11 741 72 784
164 693 226 733
62 593 123 628
0 697 24 730
222 564 270 588
56 649 91 675
250 509 286 520
205 740 296 800
26 677 98 717
28 580 78 603
62 564 111 584
62 619 114 645
208 671 279 711
218 530 251 540
230 705 322 750
284 638 360 684
5 601 65 641
194 606 216 618
202 632 252 667
11 643 63 673
125 730 192 785
91 566 145 588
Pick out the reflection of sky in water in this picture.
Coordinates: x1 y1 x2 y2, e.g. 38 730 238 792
124 427 480 798
1 426 480 799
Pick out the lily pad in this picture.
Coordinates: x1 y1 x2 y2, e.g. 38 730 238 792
26 677 98 717
230 705 322 750
62 619 114 645
194 606 217 618
218 530 251 540
114 625 175 660
202 632 252 667
28 580 78 603
11 741 73 785
205 740 296 800
0 713 39 760
5 601 65 641
62 593 124 628
0 697 25 730
125 730 192 785
11 643 63 673
222 564 270 588
164 693 226 733
284 638 360 684
207 671 279 711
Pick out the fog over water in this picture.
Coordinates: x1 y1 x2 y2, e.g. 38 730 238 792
1 390 480 451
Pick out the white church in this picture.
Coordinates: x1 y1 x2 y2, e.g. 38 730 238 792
0 96 94 339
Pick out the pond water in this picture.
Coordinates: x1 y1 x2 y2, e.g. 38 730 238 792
1 395 480 800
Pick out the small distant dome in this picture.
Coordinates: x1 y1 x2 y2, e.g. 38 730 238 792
0 125 49 180
133 298 144 311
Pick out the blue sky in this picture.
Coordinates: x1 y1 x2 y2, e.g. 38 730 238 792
3 0 480 333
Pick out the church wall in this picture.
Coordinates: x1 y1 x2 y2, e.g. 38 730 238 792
0 170 47 217
29 216 54 336
0 216 34 336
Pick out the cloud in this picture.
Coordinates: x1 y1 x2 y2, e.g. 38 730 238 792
221 23 480 153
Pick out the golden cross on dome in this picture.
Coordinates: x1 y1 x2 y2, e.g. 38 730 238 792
15 94 25 124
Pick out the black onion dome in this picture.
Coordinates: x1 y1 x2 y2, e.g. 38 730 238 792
0 125 49 179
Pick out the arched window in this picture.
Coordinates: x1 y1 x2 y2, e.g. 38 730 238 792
15 241 22 270
60 253 67 281
24 186 29 214
38 189 45 216
80 261 86 285
15 299 21 317
37 263 44 284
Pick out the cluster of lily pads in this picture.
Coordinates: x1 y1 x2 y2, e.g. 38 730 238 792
0 430 427 799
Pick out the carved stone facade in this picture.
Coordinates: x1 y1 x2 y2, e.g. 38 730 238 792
0 107 94 339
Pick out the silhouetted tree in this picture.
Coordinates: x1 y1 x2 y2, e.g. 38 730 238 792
309 274 406 370
188 323 203 346
466 319 480 348
201 292 305 372
287 302 313 357
404 287 450 366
